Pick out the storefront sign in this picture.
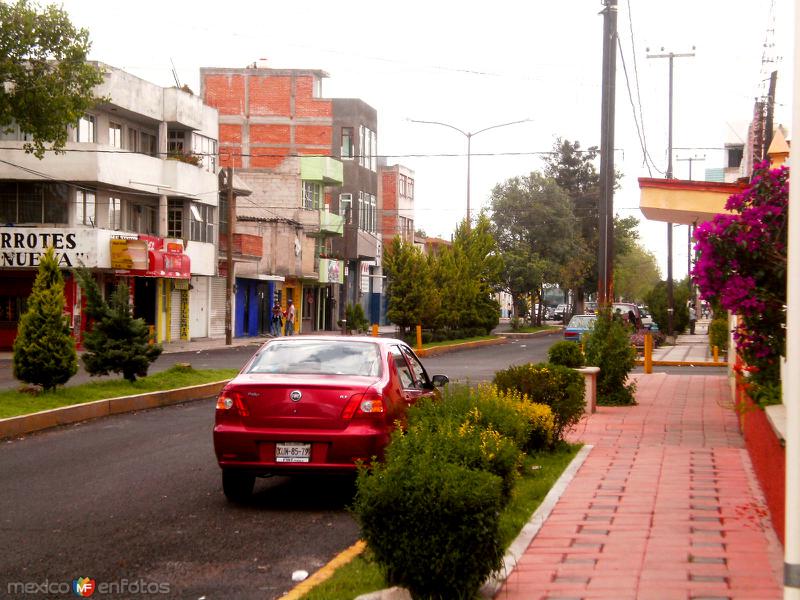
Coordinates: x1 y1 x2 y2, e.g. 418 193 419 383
360 262 371 293
110 239 148 270
0 228 97 268
318 258 344 284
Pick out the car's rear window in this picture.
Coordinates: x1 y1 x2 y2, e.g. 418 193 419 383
567 316 596 329
245 340 382 376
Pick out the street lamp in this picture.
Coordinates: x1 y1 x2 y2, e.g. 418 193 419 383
408 118 532 227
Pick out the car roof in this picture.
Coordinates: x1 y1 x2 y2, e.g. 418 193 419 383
262 335 407 348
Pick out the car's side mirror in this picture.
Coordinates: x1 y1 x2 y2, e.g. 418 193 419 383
431 374 449 388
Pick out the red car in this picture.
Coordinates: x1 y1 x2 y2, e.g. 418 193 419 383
213 336 449 501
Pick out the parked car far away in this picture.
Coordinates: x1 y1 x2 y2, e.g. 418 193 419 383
213 336 449 502
554 304 572 320
564 314 597 342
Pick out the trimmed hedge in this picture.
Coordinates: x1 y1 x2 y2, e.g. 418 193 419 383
548 341 585 368
708 316 729 354
492 363 585 442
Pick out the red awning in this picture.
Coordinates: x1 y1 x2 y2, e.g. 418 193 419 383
146 250 191 279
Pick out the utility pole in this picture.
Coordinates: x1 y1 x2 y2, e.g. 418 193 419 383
647 48 694 337
763 70 778 161
597 0 618 308
225 167 234 345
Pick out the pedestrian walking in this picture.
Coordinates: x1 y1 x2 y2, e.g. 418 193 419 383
270 301 283 336
284 298 296 336
688 305 696 335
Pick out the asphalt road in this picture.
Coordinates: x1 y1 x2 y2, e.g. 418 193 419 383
0 334 726 599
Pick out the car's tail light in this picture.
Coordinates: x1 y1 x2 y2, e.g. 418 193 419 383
216 389 249 417
341 391 385 420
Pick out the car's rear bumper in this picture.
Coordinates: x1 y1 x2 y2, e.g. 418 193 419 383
213 423 389 474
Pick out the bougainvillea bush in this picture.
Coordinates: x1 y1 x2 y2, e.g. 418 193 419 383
691 161 788 385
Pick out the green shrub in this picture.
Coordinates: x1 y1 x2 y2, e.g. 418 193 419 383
345 303 370 333
548 341 585 368
492 363 584 442
708 316 729 354
13 247 78 391
354 433 505 600
646 278 691 334
584 311 637 405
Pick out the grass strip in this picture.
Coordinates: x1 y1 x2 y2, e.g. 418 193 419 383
0 366 238 419
299 443 581 600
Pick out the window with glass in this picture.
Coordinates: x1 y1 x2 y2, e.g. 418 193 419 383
369 193 377 233
0 182 69 224
357 191 364 230
127 202 157 234
109 122 122 148
302 181 322 210
192 133 218 172
407 177 414 199
190 203 214 243
126 127 138 152
339 193 352 221
108 197 122 230
140 132 157 157
245 340 382 376
76 189 96 225
341 127 354 159
168 200 183 238
370 129 377 172
168 130 185 155
399 175 406 196
77 115 96 143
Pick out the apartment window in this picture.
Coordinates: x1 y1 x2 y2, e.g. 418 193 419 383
727 146 744 169
126 127 138 152
399 175 406 196
108 197 122 230
192 133 218 172
369 193 377 233
190 203 214 243
168 130 185 155
303 181 322 210
76 189 96 225
370 129 377 172
168 200 183 238
77 115 96 143
341 127 354 159
0 182 68 224
339 193 352 221
140 132 157 157
109 122 122 148
357 191 364 230
407 177 414 199
127 203 157 234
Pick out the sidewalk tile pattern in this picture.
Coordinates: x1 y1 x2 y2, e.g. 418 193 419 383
494 373 784 600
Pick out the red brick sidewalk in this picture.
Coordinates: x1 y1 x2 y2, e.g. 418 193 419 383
494 373 784 600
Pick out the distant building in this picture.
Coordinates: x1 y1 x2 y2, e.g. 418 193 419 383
0 63 219 349
330 99 382 324
201 65 345 334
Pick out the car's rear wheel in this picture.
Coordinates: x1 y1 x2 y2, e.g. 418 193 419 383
222 470 255 503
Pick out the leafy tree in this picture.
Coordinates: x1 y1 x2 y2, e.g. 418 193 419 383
489 172 584 324
645 278 691 335
0 0 105 158
584 310 637 406
383 237 436 333
614 242 661 303
74 268 162 382
13 247 78 391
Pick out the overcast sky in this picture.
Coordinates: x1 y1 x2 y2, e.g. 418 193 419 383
59 0 795 281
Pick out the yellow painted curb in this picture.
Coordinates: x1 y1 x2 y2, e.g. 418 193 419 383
634 360 727 367
278 539 367 600
416 336 508 357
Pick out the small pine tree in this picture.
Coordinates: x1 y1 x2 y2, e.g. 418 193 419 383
13 247 78 391
75 268 162 382
584 310 637 405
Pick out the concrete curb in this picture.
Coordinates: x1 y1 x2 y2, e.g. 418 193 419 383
0 380 230 439
416 336 509 357
495 328 562 340
634 359 728 367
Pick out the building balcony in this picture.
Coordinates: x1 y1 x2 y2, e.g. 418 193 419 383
218 232 264 260
319 209 344 236
300 156 343 185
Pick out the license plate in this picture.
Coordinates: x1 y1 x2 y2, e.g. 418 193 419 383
276 442 311 463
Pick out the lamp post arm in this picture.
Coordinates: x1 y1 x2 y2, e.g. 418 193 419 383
407 118 468 138
470 118 533 138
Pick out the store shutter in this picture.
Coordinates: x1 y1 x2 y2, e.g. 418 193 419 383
210 277 227 338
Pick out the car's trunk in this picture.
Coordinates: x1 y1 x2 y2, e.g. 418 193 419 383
229 374 379 430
